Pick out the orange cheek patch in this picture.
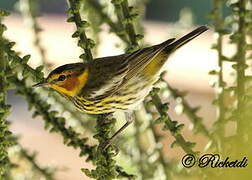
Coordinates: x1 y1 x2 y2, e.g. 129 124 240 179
60 76 79 91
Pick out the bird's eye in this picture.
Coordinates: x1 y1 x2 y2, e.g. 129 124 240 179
58 75 66 81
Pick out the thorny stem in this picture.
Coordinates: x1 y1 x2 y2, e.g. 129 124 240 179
151 92 196 155
2 25 93 159
67 0 133 179
82 114 135 179
0 11 12 176
80 2 101 56
19 0 94 132
236 0 247 140
19 147 55 180
85 0 129 44
211 0 226 151
112 0 142 52
0 51 10 175
3 33 93 134
143 106 172 179
119 0 196 155
67 0 94 61
111 0 197 178
120 0 138 49
112 0 126 40
10 77 95 160
133 110 152 179
112 0 196 155
3 34 131 179
19 0 50 70
149 123 171 178
167 84 211 138
111 1 160 178
1 6 132 179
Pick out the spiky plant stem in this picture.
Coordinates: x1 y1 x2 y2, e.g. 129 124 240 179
19 0 50 70
0 10 13 176
236 0 248 141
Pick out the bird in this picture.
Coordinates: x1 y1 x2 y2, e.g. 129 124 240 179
33 26 208 147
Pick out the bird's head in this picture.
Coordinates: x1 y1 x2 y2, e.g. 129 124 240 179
33 63 88 97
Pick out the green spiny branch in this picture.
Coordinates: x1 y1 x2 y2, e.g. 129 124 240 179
150 89 196 155
19 146 55 180
113 0 196 155
159 73 211 139
133 110 156 179
67 0 133 179
2 33 93 134
0 9 13 176
209 0 227 152
67 0 94 62
19 0 50 70
1 26 96 164
1 10 131 179
18 0 95 133
85 0 129 44
111 1 159 178
235 0 248 141
80 1 102 56
110 1 199 178
82 114 135 180
112 0 143 52
149 120 172 178
120 0 140 49
9 76 95 161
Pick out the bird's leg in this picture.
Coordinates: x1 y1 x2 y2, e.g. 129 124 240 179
99 112 134 150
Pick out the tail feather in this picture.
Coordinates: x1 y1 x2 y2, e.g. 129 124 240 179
165 25 208 52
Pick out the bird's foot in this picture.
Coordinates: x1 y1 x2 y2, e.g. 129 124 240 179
98 139 119 155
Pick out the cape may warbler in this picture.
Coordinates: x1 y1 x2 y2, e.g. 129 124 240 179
33 26 208 145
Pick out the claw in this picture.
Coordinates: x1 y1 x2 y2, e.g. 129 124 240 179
98 140 119 155
98 139 111 150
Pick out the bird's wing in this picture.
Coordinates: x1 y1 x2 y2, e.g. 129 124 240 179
80 54 129 100
80 38 175 101
123 38 175 82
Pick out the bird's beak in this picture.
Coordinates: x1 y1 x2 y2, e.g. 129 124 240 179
32 80 50 87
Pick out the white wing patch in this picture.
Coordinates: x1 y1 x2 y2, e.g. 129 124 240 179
87 74 125 99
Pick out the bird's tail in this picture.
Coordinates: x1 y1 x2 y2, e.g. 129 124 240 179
165 26 208 53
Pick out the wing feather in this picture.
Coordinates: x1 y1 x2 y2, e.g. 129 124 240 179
79 38 175 100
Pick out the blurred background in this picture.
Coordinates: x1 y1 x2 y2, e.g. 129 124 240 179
0 0 241 180
1 0 217 23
